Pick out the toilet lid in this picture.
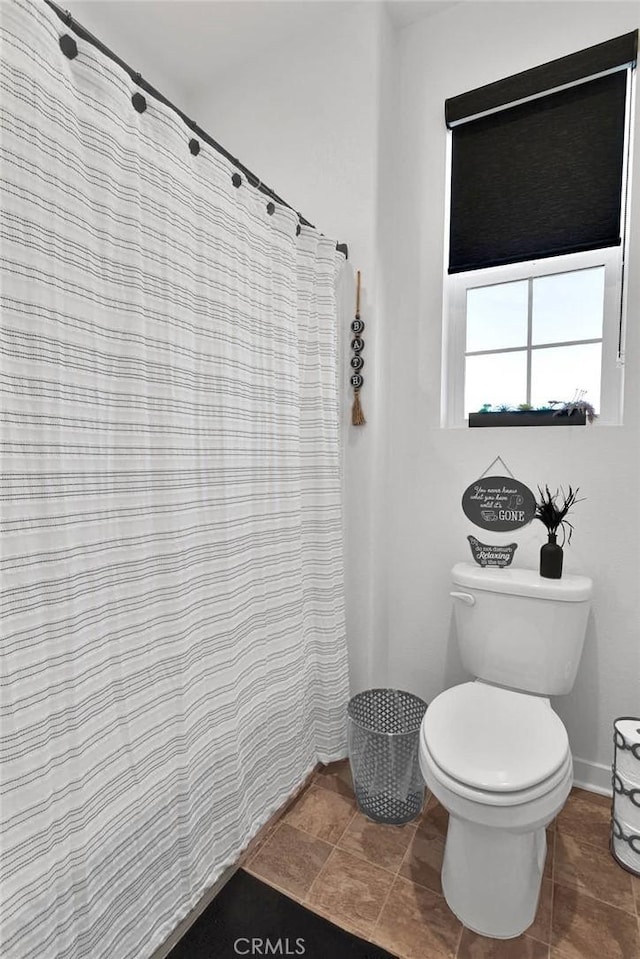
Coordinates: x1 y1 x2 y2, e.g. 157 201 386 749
423 683 569 792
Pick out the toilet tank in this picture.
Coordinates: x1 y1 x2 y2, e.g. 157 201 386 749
451 563 593 696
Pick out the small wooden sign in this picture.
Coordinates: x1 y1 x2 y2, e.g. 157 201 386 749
462 475 535 531
467 536 518 568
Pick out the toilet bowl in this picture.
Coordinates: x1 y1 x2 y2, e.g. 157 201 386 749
419 681 573 938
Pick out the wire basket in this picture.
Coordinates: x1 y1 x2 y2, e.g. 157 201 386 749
347 688 428 824
611 716 640 876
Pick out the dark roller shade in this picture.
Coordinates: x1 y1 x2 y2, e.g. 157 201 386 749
445 31 637 127
448 69 628 274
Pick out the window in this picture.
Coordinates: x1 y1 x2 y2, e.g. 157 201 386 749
442 32 637 426
448 248 623 422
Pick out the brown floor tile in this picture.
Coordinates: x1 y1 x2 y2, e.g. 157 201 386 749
555 832 635 914
313 760 355 798
338 809 417 873
528 878 553 945
303 902 379 944
246 822 332 899
238 818 279 865
285 783 356 843
632 873 640 914
457 928 549 958
306 848 394 937
556 787 612 849
570 786 610 807
398 829 445 895
373 876 462 959
551 882 640 959
543 827 555 879
419 797 449 840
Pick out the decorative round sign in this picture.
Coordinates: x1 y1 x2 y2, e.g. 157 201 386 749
462 475 535 531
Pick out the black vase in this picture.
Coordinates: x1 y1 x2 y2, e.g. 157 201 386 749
540 533 563 579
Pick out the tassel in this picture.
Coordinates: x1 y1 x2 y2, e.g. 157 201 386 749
350 270 366 426
352 389 366 426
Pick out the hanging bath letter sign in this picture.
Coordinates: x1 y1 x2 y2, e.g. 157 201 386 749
462 457 535 532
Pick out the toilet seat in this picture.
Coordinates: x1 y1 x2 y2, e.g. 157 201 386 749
421 734 573 808
422 682 569 794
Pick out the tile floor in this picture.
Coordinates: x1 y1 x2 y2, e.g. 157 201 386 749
242 761 640 959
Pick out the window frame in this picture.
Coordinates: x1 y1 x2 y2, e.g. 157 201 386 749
442 247 624 427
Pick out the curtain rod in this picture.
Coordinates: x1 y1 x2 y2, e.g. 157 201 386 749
42 0 348 259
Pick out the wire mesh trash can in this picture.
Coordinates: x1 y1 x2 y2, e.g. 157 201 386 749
347 688 428 824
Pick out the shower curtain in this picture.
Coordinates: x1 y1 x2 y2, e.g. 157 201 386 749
0 2 350 957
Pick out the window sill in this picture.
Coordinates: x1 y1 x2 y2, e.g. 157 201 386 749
468 410 587 428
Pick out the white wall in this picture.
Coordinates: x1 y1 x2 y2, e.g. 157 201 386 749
68 0 392 694
66 1 193 107
192 0 640 792
66 0 640 791
380 1 640 792
188 1 395 695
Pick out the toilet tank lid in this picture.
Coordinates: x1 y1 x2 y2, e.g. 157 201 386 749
452 562 593 602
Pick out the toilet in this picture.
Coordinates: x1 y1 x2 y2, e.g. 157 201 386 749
419 562 593 939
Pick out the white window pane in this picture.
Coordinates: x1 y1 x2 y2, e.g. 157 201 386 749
465 351 527 416
466 280 528 352
530 343 602 412
532 267 604 345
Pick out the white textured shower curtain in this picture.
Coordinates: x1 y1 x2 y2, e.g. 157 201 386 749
0 2 350 957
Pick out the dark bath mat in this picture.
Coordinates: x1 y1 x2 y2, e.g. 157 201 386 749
167 868 397 959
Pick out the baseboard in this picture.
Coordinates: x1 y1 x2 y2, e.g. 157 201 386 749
572 755 613 797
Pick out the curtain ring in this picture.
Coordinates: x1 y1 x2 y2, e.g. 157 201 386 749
132 92 147 114
59 34 78 59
